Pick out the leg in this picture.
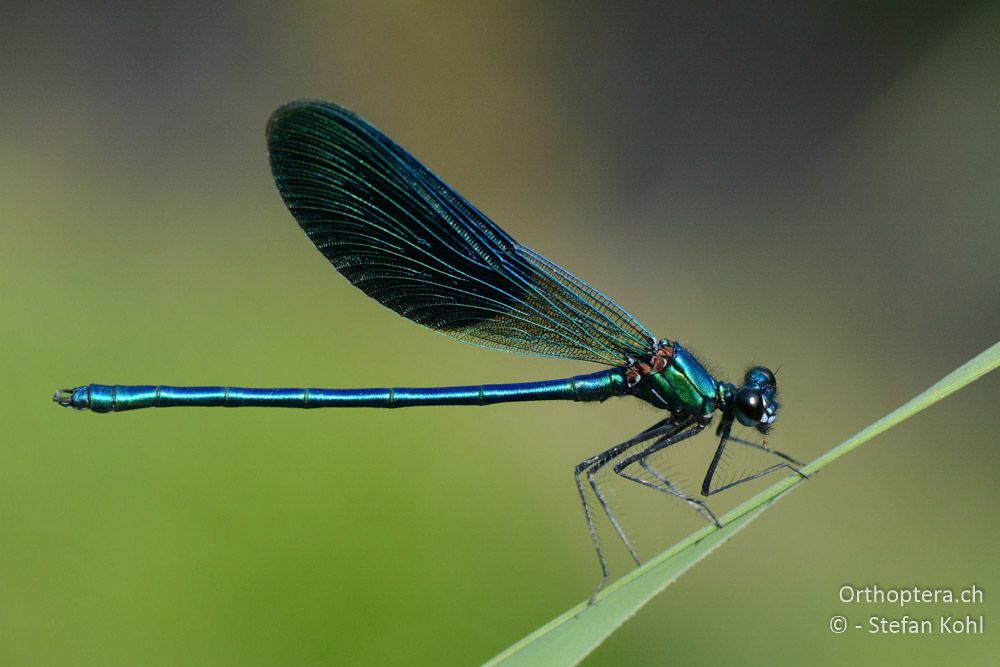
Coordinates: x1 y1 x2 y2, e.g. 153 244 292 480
726 433 806 467
575 416 689 600
613 419 719 525
701 431 809 496
634 458 718 525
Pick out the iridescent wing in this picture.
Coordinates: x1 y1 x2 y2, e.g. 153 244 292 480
266 100 654 366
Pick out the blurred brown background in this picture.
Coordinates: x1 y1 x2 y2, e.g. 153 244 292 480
2 2 998 665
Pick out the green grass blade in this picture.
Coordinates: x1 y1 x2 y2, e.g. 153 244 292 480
485 340 1000 667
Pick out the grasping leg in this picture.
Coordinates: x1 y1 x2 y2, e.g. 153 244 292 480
702 425 809 496
575 416 691 599
613 417 718 525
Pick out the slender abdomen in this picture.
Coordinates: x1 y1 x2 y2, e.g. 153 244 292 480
54 369 629 413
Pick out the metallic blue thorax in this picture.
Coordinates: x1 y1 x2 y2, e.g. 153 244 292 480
629 343 720 416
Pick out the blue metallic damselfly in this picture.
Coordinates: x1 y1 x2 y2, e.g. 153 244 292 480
55 101 806 596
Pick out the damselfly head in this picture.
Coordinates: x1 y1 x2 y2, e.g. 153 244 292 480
733 366 779 434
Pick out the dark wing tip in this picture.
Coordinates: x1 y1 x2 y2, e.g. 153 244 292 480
266 99 365 147
266 100 345 212
266 99 325 139
266 100 374 198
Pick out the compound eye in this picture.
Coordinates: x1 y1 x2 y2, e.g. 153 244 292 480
734 387 764 427
746 366 776 389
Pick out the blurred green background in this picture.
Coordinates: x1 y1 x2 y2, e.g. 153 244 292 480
3 2 999 665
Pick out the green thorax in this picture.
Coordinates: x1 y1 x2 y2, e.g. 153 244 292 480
629 342 721 416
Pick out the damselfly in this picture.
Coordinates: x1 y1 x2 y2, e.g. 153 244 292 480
55 100 805 596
